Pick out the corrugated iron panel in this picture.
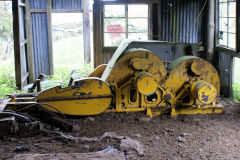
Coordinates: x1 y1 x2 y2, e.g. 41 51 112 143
19 6 28 76
29 0 47 9
160 0 203 43
31 13 50 78
52 0 83 10
218 52 232 97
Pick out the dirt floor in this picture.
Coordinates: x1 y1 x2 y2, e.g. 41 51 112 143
0 99 240 160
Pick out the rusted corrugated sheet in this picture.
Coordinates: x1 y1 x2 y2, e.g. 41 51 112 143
31 13 50 77
52 0 83 10
160 0 203 43
30 0 47 9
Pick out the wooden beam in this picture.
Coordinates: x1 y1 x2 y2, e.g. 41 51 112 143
216 46 240 58
206 0 215 63
93 0 102 67
237 0 240 54
157 1 161 40
47 0 54 75
12 0 22 89
25 0 35 82
83 0 91 64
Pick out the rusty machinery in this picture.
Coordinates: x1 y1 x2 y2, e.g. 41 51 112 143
5 41 223 118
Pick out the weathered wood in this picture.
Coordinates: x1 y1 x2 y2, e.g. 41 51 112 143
13 152 125 160
93 0 103 67
7 102 37 105
0 99 10 112
68 77 74 86
36 79 41 92
7 93 37 97
47 0 54 75
216 46 240 58
0 116 18 139
25 0 35 82
83 0 91 64
237 0 240 54
148 4 153 40
157 1 161 40
206 0 215 63
12 0 21 89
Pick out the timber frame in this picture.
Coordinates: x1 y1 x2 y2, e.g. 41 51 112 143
93 0 159 67
11 0 91 89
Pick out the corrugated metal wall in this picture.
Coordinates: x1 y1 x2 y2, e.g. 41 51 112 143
31 13 50 77
217 52 233 97
160 0 203 43
30 0 47 9
29 0 83 78
52 0 82 10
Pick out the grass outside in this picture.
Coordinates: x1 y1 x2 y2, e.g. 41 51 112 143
233 57 240 102
0 55 18 98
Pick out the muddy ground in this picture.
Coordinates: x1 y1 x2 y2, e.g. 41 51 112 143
0 99 240 160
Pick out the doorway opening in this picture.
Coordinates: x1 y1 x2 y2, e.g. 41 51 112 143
233 57 240 102
0 1 15 98
52 13 84 74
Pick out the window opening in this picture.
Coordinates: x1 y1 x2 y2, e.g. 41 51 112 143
218 0 236 49
103 4 149 46
0 1 15 98
52 13 84 74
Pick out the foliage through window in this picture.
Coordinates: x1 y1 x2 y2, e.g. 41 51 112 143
103 4 148 46
218 0 236 49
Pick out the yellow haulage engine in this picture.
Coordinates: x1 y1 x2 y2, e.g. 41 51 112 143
6 40 223 118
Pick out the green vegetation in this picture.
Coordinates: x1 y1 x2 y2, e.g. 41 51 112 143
0 58 18 98
0 2 16 99
233 82 240 102
233 58 240 102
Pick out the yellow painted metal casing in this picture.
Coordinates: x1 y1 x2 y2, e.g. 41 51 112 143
36 78 112 115
136 73 158 96
191 81 217 104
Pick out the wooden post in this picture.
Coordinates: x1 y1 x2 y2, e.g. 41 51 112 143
12 0 22 89
206 0 215 63
93 0 102 67
157 1 161 41
83 0 91 64
25 0 35 82
47 0 54 75
237 0 240 54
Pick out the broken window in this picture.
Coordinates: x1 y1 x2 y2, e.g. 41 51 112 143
103 4 149 47
218 0 236 49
